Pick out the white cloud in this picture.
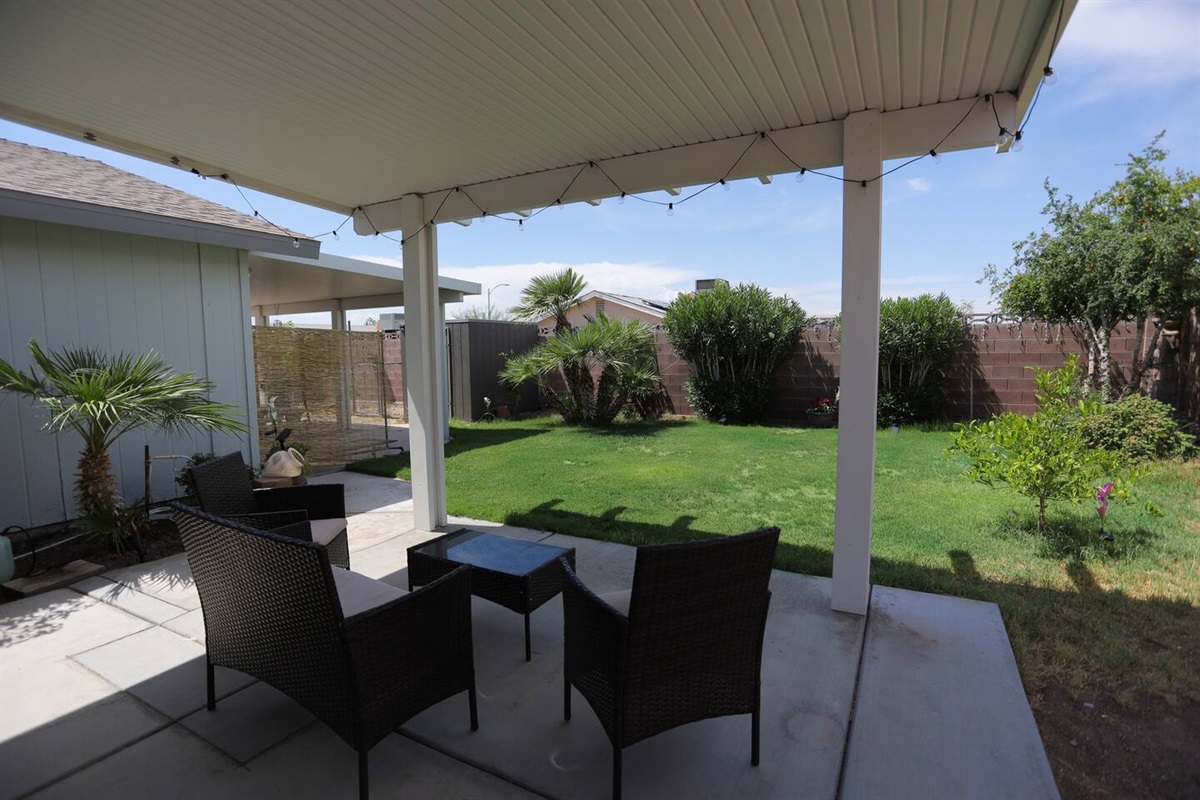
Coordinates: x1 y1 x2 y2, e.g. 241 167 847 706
904 177 932 194
1057 0 1200 103
347 257 701 320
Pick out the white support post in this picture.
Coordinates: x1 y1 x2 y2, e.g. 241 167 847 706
401 195 448 531
439 303 451 442
831 110 883 616
332 299 351 429
255 306 270 326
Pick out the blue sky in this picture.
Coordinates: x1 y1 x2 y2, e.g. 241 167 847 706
2 0 1197 323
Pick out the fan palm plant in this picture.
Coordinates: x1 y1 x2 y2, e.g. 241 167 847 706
511 268 587 334
0 340 247 523
501 313 664 425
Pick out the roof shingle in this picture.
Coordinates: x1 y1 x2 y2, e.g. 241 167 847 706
0 138 305 239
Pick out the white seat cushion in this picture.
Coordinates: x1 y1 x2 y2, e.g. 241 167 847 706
599 589 631 616
310 518 347 546
332 568 407 618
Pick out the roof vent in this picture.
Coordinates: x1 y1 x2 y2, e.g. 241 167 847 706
695 278 728 291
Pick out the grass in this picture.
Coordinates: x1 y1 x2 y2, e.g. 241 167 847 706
350 416 1200 706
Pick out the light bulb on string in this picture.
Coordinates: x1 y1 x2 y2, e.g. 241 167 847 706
618 192 626 205
667 202 674 217
331 230 340 241
1042 66 1057 86
795 168 806 184
995 128 1010 148
1011 131 1024 152
929 149 942 164
556 199 564 211
480 213 486 224
292 238 300 249
720 179 729 192
518 219 524 232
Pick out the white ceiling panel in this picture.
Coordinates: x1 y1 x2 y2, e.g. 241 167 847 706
0 0 1073 225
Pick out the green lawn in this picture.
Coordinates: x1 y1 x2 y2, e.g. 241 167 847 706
350 416 1199 704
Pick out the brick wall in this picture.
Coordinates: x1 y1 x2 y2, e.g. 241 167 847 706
652 316 1197 422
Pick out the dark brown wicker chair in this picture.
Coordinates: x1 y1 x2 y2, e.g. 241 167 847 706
189 451 350 569
561 526 780 800
171 503 478 800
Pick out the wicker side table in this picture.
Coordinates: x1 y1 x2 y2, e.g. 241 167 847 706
408 529 576 661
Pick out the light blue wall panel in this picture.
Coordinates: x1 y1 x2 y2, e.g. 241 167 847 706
0 219 254 528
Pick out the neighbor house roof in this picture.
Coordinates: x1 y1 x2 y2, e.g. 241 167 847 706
586 291 670 318
0 138 317 256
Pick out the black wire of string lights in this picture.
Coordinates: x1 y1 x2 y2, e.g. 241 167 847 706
179 35 1061 250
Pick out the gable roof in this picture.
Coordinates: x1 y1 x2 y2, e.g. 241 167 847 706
588 291 670 318
0 138 317 256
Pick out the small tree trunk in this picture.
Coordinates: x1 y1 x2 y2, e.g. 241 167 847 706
1097 324 1112 402
1037 498 1047 534
76 445 116 517
1122 317 1164 399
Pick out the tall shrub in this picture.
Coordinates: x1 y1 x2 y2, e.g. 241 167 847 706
877 293 965 424
663 283 807 424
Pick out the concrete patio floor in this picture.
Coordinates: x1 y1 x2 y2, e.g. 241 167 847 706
0 472 1058 800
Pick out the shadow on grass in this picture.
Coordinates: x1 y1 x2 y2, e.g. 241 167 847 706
348 424 552 475
576 418 695 438
985 509 1162 562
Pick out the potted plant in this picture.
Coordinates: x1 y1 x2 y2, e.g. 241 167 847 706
806 395 837 427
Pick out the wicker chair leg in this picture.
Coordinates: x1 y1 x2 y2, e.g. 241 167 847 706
612 745 622 800
564 680 572 721
468 686 479 731
206 660 216 711
752 704 761 766
359 750 369 800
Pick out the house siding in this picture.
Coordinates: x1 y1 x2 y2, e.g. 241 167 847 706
0 217 257 528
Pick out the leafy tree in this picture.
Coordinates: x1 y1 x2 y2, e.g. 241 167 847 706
877 293 965 424
451 304 515 321
500 313 662 425
511 268 587 334
663 282 807 424
984 134 1200 400
0 341 246 538
948 357 1144 533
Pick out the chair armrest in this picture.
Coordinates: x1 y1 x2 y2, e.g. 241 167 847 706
343 566 475 739
223 509 309 532
255 483 346 519
561 557 627 691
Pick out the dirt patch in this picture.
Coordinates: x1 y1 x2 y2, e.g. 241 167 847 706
4 518 185 588
1034 683 1200 799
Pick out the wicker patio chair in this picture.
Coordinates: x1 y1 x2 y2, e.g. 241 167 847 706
189 451 350 568
561 526 780 800
171 503 478 800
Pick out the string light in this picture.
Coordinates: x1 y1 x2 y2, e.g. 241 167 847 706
192 87 1048 244
1011 130 1024 152
1042 66 1056 86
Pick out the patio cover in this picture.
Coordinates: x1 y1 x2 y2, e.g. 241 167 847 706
0 0 1078 614
248 251 479 318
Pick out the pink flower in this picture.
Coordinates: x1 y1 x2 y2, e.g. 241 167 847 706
1096 482 1114 518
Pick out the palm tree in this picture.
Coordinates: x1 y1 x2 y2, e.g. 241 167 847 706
500 313 664 425
511 268 587 334
0 341 247 519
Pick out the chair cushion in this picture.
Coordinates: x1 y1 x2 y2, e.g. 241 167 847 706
310 518 348 546
599 589 631 616
332 568 407 618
